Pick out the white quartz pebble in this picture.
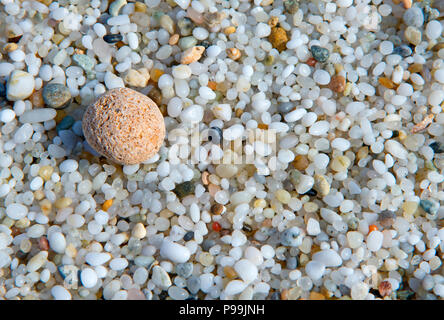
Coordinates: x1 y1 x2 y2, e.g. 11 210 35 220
160 239 191 263
234 259 258 283
367 231 383 252
85 252 111 266
80 268 98 288
48 232 66 254
51 285 72 300
305 261 325 281
312 249 342 267
6 203 28 220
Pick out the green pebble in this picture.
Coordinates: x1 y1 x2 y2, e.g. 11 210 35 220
173 181 195 199
310 45 330 63
73 54 95 72
56 116 75 132
178 36 198 50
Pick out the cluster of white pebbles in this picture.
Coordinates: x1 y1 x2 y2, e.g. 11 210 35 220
0 0 443 300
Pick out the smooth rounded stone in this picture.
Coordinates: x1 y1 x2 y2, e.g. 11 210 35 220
278 102 294 114
309 121 330 136
307 218 321 235
234 259 258 283
168 286 189 300
110 258 129 270
347 231 364 249
212 104 232 121
310 45 330 62
6 203 28 220
296 175 314 194
313 70 331 85
85 252 111 266
14 123 33 144
72 54 95 72
48 232 66 254
176 262 193 278
83 88 165 165
51 285 72 300
103 34 123 43
312 249 342 267
351 282 369 300
19 109 57 123
0 109 15 123
186 275 200 294
385 140 408 160
215 164 238 178
244 246 263 266
403 7 424 27
152 265 172 290
404 26 422 46
180 104 203 123
224 280 248 296
172 65 192 79
80 268 98 288
57 116 75 132
27 251 48 272
6 70 35 101
426 21 443 40
160 239 191 263
42 83 72 109
305 261 325 281
59 159 78 173
393 45 412 57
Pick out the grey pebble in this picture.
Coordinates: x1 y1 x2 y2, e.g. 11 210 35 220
278 102 294 114
403 7 424 28
42 83 72 109
186 276 200 294
176 262 193 279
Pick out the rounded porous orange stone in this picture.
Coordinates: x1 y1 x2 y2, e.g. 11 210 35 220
82 88 165 165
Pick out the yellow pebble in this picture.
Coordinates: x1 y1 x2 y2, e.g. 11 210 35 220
15 218 30 229
343 82 353 96
3 43 18 52
199 252 214 266
134 1 147 12
224 26 236 35
102 199 113 211
275 189 291 204
224 266 237 279
40 199 52 215
254 199 267 208
38 166 54 181
226 48 241 60
150 68 164 82
54 197 72 209
331 156 351 172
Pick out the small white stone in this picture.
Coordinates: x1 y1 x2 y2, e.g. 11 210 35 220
312 249 342 267
6 70 35 101
367 230 383 252
6 203 28 220
305 261 325 281
224 280 247 296
152 265 172 289
51 285 72 300
80 268 98 288
160 239 191 263
48 232 66 254
234 259 258 283
85 252 111 266
307 218 321 236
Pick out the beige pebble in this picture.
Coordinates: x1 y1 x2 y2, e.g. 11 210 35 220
132 222 147 239
124 68 150 87
82 88 166 165
169 34 179 45
160 14 175 34
405 26 421 46
181 46 205 64
226 48 241 60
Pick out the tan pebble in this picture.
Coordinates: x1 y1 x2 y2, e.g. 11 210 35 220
211 203 224 215
201 171 210 185
204 12 227 28
160 14 175 34
378 281 392 297
82 88 166 165
4 43 18 52
224 26 236 35
132 222 147 239
208 183 221 197
328 75 346 93
39 237 49 251
292 155 309 171
261 0 274 6
29 89 45 107
405 26 421 46
124 69 150 87
314 174 330 196
401 0 412 9
187 7 204 24
181 46 205 64
169 34 179 45
411 114 434 133
268 16 279 27
226 48 241 60
269 27 288 52
134 1 147 12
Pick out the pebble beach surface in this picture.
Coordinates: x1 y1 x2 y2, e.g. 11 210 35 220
0 0 443 300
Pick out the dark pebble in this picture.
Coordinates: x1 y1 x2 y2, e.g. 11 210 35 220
158 291 168 299
429 141 444 153
270 291 281 300
304 188 317 196
0 82 5 97
56 115 75 132
177 17 193 36
103 34 123 43
392 130 399 138
183 231 194 241
310 45 330 63
278 102 294 114
377 210 396 227
208 127 222 144
42 83 72 109
173 181 195 199
286 256 298 269
185 295 198 300
397 290 415 300
198 40 211 49
393 45 412 57
419 199 439 215
202 239 215 252
338 284 350 296
176 262 193 278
